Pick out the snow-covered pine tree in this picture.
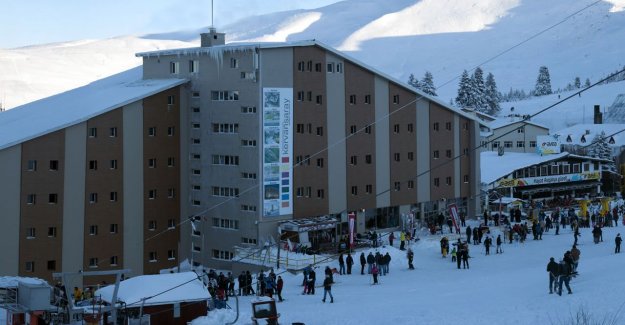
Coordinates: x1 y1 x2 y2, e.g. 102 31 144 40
420 71 437 96
584 78 591 88
574 77 581 89
484 72 500 115
455 70 472 108
407 73 421 89
470 67 486 112
534 66 553 96
587 131 615 171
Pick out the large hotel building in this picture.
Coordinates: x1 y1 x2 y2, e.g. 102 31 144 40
0 30 480 279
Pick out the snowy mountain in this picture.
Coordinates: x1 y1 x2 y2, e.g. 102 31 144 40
1 0 625 115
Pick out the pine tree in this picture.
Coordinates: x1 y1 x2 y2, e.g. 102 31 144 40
587 131 615 172
584 78 591 88
574 77 581 89
407 73 420 89
534 66 553 96
470 67 486 111
420 71 437 96
484 72 500 115
455 70 472 108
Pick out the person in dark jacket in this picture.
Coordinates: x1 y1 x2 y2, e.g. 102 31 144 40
496 235 503 254
472 227 479 245
322 275 334 303
307 269 316 295
466 225 472 244
389 232 395 247
276 276 284 302
238 271 245 296
338 254 345 275
360 252 366 275
616 233 622 254
246 271 255 295
383 252 391 275
407 248 415 270
346 253 354 274
557 259 573 295
484 236 492 255
546 257 559 294
325 266 333 283
461 244 470 269
366 252 375 274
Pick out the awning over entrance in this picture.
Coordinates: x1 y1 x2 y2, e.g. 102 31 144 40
520 182 601 195
279 215 337 233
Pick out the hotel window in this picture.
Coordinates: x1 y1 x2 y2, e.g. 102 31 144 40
110 256 118 266
517 127 524 133
517 141 525 148
212 218 239 230
316 95 323 105
211 90 239 101
89 257 99 268
89 160 98 170
110 223 118 234
190 60 199 73
48 227 57 237
365 125 372 134
364 95 371 104
192 200 201 206
230 57 238 68
407 180 414 189
89 225 98 236
327 63 334 73
167 127 175 136
350 156 358 165
336 63 343 73
148 127 156 137
492 141 500 148
168 250 177 260
446 176 452 185
212 123 239 134
393 124 400 133
148 158 156 168
27 227 36 238
110 191 118 202
504 141 513 148
393 95 399 104
148 190 156 199
433 150 439 159
297 91 304 101
296 187 304 197
394 153 400 162
307 60 313 71
148 252 157 262
350 125 357 134
434 178 440 187
148 220 157 231
317 158 324 168
110 159 118 169
541 165 548 175
365 154 372 164
408 152 414 161
49 160 59 171
529 141 537 148
191 123 200 129
212 155 239 165
241 204 257 211
212 187 240 197
296 124 305 134
551 165 559 175
349 95 356 105
89 193 98 203
407 123 414 133
315 63 322 72
394 182 401 191
192 154 201 160
168 95 175 105
48 193 58 204
317 189 325 199
168 188 176 198
433 123 439 131
27 194 36 205
445 122 452 130
192 106 200 113
573 164 580 173
446 150 452 158
463 148 469 156
316 127 323 136
351 186 358 196
562 164 570 174
168 219 176 229
297 61 305 71
241 106 256 113
306 187 312 197
89 127 97 138
27 160 37 171
47 260 56 271
108 127 118 137
168 157 175 167
170 61 180 74
464 175 470 183
583 163 590 171
25 262 35 272
212 250 234 260
463 122 469 130
307 91 312 101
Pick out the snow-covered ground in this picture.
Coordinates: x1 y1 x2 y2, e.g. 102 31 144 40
194 222 625 325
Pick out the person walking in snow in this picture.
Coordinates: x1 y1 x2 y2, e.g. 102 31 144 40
472 227 479 245
276 276 284 302
322 275 334 303
367 252 375 274
484 236 491 255
371 263 379 284
615 233 622 254
496 235 503 254
360 252 366 275
461 243 470 269
400 231 406 250
547 257 559 294
389 232 395 247
383 252 391 275
307 268 316 295
451 247 457 262
466 225 472 244
407 248 415 270
346 253 354 274
338 254 346 275
557 259 573 295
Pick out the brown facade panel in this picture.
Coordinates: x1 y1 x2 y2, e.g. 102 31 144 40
84 108 124 280
19 130 65 281
143 88 181 274
459 117 472 197
344 61 377 211
388 83 418 206
292 46 329 218
429 103 455 201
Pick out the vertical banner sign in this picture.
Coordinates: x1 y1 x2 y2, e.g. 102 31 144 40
448 204 461 233
262 88 293 217
348 212 356 248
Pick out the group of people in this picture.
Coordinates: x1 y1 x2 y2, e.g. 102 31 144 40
546 245 580 296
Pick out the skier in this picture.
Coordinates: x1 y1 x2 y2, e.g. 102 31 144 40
407 248 415 270
546 257 559 294
496 234 503 254
346 253 354 274
338 254 345 275
322 275 334 303
360 252 366 275
615 233 622 254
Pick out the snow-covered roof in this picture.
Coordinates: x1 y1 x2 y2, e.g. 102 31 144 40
0 66 187 151
553 123 625 147
481 151 569 185
136 40 482 125
488 117 549 131
96 272 209 307
0 276 48 288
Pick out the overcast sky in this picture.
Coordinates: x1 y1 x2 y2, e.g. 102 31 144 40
2 0 342 48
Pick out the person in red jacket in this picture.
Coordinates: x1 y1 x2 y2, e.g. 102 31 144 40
276 276 284 302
